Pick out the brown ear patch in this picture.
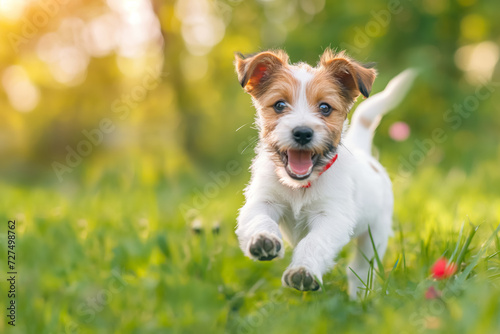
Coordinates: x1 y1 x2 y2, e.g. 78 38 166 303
234 50 289 97
319 49 377 101
247 64 269 88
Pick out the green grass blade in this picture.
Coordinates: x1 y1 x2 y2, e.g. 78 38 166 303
397 221 407 272
368 226 385 280
449 220 465 264
313 275 326 292
383 257 400 294
456 223 500 284
455 224 479 268
486 251 500 260
348 267 368 289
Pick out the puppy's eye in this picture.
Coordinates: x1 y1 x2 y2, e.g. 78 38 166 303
319 103 332 116
273 101 286 113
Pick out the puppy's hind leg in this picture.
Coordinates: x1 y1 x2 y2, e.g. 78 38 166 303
347 224 391 299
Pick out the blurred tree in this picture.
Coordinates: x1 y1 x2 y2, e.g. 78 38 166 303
0 0 498 184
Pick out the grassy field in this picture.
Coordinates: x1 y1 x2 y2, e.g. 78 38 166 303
1 0 499 333
0 152 499 334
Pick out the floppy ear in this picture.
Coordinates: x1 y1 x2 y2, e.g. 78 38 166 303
234 50 289 96
320 49 377 101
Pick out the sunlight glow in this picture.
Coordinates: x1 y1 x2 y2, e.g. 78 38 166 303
0 0 27 20
2 65 40 112
455 41 499 84
176 0 226 56
34 0 164 84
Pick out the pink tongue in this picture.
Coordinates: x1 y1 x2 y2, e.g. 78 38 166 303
287 149 313 175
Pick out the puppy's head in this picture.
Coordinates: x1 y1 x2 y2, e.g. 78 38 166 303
235 49 376 188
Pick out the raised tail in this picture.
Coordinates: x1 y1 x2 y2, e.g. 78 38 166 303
345 69 418 155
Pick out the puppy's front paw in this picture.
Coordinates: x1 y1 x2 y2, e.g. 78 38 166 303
247 232 283 261
282 267 320 291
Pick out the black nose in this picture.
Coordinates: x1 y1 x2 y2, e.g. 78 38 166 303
292 126 313 145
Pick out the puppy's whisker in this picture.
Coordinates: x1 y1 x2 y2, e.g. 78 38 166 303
339 141 354 156
236 123 248 132
241 137 259 155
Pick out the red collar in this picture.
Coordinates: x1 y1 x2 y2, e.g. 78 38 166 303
302 154 338 188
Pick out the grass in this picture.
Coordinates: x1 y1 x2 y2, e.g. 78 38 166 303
0 154 499 334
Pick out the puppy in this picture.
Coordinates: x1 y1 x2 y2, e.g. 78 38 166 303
234 48 415 297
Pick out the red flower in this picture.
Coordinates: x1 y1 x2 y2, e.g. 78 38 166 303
431 257 457 279
425 286 441 299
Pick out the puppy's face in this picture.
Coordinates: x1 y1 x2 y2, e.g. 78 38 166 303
235 49 376 188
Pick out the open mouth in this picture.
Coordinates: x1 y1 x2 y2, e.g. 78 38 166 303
280 149 320 180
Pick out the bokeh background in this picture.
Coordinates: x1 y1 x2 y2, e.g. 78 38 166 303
0 0 499 333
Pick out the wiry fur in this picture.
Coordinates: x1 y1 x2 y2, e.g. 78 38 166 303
234 48 416 298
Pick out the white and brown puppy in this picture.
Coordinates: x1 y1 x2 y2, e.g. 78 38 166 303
234 48 415 297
